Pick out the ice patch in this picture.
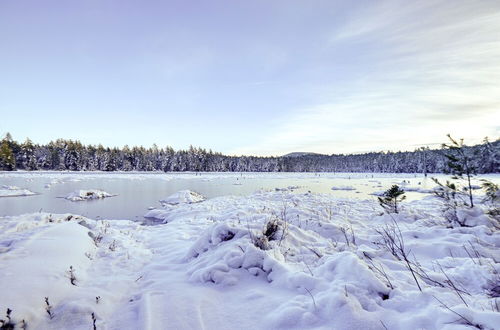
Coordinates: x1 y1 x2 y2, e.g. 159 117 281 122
0 185 36 197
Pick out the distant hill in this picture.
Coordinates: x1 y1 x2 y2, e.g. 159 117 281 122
283 152 325 158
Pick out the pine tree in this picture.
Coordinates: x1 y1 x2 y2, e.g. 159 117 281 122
20 138 38 170
442 134 476 208
0 135 16 171
378 185 406 214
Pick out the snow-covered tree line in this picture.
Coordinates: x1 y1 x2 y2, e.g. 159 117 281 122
0 133 498 173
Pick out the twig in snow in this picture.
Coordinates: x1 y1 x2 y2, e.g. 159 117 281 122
109 240 117 251
436 262 470 307
307 247 322 259
67 266 76 285
366 258 394 290
45 297 53 319
340 226 350 247
304 288 317 310
433 296 483 329
302 257 314 276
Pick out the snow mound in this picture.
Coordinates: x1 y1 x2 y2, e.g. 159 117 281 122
456 207 492 227
178 191 500 329
0 185 36 197
143 206 175 223
65 189 114 201
331 185 356 191
160 190 205 205
183 217 394 328
0 213 152 329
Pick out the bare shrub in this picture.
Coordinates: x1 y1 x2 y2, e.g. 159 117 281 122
45 297 53 319
67 266 77 285
375 219 422 291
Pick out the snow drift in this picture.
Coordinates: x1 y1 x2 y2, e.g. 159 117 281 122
159 190 205 205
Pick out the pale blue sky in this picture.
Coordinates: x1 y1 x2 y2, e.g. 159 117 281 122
1 0 499 155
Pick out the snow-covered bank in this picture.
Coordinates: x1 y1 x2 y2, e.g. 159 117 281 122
0 185 36 197
1 191 499 329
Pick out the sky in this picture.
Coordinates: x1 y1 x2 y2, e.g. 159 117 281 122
0 0 499 156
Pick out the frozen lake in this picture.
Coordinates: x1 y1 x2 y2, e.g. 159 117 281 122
0 171 498 221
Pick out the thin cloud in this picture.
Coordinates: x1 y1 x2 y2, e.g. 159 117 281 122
232 0 500 156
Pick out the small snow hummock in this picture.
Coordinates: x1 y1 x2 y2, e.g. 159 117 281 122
331 185 356 191
0 185 36 197
64 189 114 201
160 190 205 205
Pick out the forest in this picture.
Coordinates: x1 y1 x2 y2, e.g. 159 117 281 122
0 133 498 173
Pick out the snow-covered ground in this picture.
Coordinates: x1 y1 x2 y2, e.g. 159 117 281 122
1 188 499 329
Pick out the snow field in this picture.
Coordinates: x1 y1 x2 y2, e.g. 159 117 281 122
0 190 499 329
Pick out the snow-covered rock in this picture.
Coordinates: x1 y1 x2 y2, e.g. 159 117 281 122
160 190 205 205
65 189 114 201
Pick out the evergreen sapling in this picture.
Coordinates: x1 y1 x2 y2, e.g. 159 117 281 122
378 185 406 214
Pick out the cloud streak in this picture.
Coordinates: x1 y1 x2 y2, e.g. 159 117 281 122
232 0 500 156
